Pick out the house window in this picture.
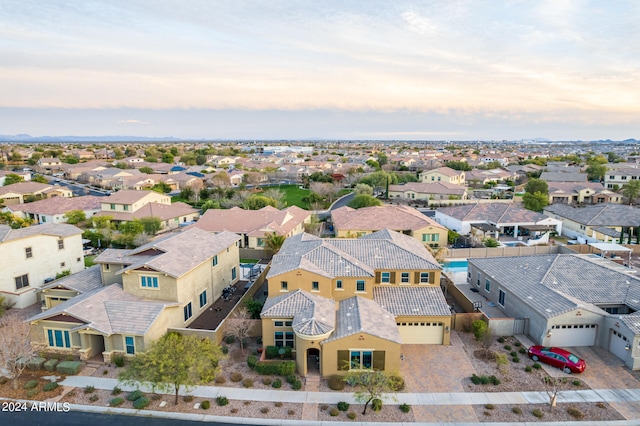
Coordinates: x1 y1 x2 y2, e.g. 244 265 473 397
336 280 343 289
420 272 429 283
381 272 390 283
274 331 294 348
25 247 33 259
477 273 480 286
199 290 207 308
422 233 439 242
110 203 116 210
58 239 64 250
231 267 237 281
257 238 265 247
15 274 29 290
183 302 193 321
141 276 158 288
281 281 288 291
125 336 135 355
212 255 218 266
401 272 410 283
47 329 71 348
350 350 373 369
104 264 110 271
356 280 365 292
485 279 490 292
498 289 505 307
60 262 65 267
312 281 319 291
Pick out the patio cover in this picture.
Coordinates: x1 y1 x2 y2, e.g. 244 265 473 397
588 242 632 253
519 224 556 232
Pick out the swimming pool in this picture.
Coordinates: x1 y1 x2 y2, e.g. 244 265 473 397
442 259 468 273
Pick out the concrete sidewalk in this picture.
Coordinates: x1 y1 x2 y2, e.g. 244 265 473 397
60 375 640 407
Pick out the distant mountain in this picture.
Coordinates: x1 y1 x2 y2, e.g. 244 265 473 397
0 134 183 143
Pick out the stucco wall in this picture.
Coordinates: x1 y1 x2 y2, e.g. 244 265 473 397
321 333 401 378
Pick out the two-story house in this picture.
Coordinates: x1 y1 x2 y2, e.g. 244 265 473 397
1 224 84 308
28 228 241 362
604 167 640 190
419 167 465 186
262 229 450 377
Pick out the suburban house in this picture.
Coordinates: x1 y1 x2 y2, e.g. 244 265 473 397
0 170 31 186
8 195 103 224
195 205 311 249
388 182 468 201
262 229 451 377
604 167 640 190
547 182 622 205
36 157 63 171
465 168 517 185
543 203 640 243
539 171 588 183
419 167 465 185
28 227 241 362
94 190 199 229
1 223 84 308
331 205 448 248
0 182 72 205
467 253 640 370
435 203 562 243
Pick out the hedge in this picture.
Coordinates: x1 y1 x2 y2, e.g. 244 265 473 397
265 346 292 359
252 360 296 376
27 357 46 371
44 359 59 372
133 397 150 409
56 361 82 375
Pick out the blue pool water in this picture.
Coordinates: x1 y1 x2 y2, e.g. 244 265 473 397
442 260 468 273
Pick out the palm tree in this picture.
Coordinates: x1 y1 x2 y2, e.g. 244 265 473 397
621 180 640 205
265 232 286 253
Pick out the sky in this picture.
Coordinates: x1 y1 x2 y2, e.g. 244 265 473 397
1 0 639 141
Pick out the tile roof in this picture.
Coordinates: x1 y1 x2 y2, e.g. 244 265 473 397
374 287 451 317
102 189 161 204
10 195 103 216
325 296 401 344
331 205 446 233
389 181 467 195
0 181 54 195
422 167 462 177
539 172 588 182
195 206 310 237
544 203 640 227
0 223 82 243
437 203 549 224
40 265 103 293
94 202 198 222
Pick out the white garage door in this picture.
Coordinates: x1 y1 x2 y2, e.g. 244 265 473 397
549 324 597 347
397 321 443 344
609 329 629 361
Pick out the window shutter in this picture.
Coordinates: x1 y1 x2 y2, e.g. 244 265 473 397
375 272 381 284
429 271 435 284
389 272 396 284
372 351 385 370
337 350 349 371
414 272 420 283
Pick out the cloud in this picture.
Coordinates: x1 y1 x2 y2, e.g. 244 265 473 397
117 119 149 125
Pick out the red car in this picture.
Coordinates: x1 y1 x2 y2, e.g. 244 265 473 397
527 346 586 374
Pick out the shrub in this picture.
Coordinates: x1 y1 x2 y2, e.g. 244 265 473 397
230 372 243 382
221 346 229 355
497 337 505 343
260 407 270 414
26 357 46 371
532 409 544 418
26 389 39 398
272 379 282 388
320 404 329 411
504 345 512 351
519 347 526 354
243 378 254 388
151 394 161 401
512 406 522 414
533 363 541 369
230 408 238 413
224 335 235 344
572 380 582 387
372 398 383 412
388 375 405 391
103 369 108 375
514 341 522 347
524 366 532 373
216 396 229 406
44 358 59 372
483 410 491 416
24 380 39 390
262 377 273 386
183 395 194 402
201 400 210 410
480 375 490 385
512 356 520 363
291 380 302 390
84 385 95 394
489 375 500 385
127 390 143 401
43 381 58 392
329 407 340 416
337 401 350 411
347 411 357 419
215 375 226 384
328 375 345 390
472 320 487 341
110 397 125 407
0 377 7 385
399 403 411 413
133 397 150 409
113 354 125 368
567 407 584 419
89 395 99 402
275 401 283 407
253 360 296 376
485 403 495 410
510 351 517 357
56 361 82 375
247 355 258 369
286 374 297 384
111 386 122 395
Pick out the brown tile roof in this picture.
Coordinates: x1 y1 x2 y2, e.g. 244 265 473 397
0 181 53 195
195 206 310 237
10 195 103 216
102 190 165 204
94 202 198 222
332 205 446 233
389 182 467 195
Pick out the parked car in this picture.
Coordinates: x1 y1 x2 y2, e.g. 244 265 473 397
527 345 586 374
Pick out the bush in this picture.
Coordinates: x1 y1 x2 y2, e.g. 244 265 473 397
512 356 520 363
262 377 272 385
472 320 488 341
489 375 500 385
372 398 383 412
533 362 541 369
512 406 522 414
216 396 229 406
253 360 296 376
111 386 122 395
388 375 405 391
247 355 258 369
572 380 582 387
26 389 39 398
519 347 526 354
24 380 39 390
89 395 99 402
510 351 517 357
84 385 95 394
221 346 229 355
133 397 150 410
44 358 59 372
56 361 82 375
291 380 302 390
27 357 46 371
337 401 350 411
347 411 357 419
113 353 125 368
110 397 125 407
201 400 210 410
514 341 522 347
183 395 194 402
497 337 505 343
399 403 411 413
328 375 345 390
288 409 295 415
485 403 495 410
43 382 58 392
275 401 283 407
260 407 270 414
286 374 297 384
567 407 584 419
596 402 607 409
243 378 254 388
127 390 143 401
230 372 243 382
272 379 282 388
215 375 226 384
230 408 238 413
224 335 235 344
524 366 532 373
532 409 544 418
504 345 512 351
329 407 340 416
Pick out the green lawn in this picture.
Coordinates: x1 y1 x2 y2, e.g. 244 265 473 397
84 256 96 267
240 258 259 264
278 184 311 209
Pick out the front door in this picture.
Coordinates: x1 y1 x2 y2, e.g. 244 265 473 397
307 348 320 374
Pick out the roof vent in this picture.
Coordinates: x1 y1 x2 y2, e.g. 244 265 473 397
545 308 552 313
347 326 352 331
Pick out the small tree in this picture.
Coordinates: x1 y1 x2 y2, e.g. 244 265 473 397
265 232 286 253
348 194 382 209
344 365 396 415
472 320 488 341
225 308 253 355
484 237 499 248
621 180 640 205
64 210 86 225
540 371 569 411
138 217 162 235
0 313 35 390
3 174 24 186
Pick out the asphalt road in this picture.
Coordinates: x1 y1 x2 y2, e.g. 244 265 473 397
49 179 109 197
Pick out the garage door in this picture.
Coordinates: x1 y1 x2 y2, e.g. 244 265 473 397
397 321 443 344
609 329 629 361
549 324 597 347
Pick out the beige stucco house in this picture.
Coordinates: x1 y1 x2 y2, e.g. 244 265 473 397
420 167 465 185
